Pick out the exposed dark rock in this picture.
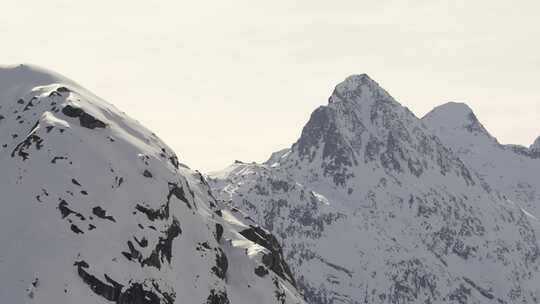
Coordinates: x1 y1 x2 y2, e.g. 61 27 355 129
11 133 43 161
136 203 169 222
239 225 296 287
58 200 85 220
62 105 106 129
211 248 228 280
122 240 142 261
119 283 164 304
294 106 357 186
23 99 34 111
167 183 191 209
70 224 84 234
134 236 148 248
254 265 269 277
61 105 83 117
169 155 179 169
74 260 89 268
139 219 182 269
51 156 67 163
92 206 116 222
75 261 174 304
143 170 153 178
215 223 224 242
206 289 230 304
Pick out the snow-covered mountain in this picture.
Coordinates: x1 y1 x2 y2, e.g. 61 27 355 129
422 102 540 218
209 74 540 304
0 64 304 304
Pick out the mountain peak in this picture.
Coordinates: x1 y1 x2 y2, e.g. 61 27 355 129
423 102 491 136
432 101 473 114
328 73 391 105
0 64 78 105
288 76 477 188
423 102 474 121
339 73 375 86
0 63 71 86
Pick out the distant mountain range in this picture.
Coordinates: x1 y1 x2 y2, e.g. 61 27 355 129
2 64 539 304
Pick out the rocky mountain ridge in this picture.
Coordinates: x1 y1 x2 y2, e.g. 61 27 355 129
210 74 540 304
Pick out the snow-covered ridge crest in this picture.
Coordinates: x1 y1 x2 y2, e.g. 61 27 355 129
0 64 304 304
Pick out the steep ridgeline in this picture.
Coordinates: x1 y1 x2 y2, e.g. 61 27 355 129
0 64 304 304
423 102 540 217
209 75 540 304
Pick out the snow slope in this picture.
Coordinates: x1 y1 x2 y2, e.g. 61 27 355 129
423 102 540 217
0 64 304 304
210 75 540 304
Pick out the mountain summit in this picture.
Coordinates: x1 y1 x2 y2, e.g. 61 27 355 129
328 74 392 105
210 75 540 304
0 65 304 304
292 75 474 190
423 101 540 217
422 102 498 147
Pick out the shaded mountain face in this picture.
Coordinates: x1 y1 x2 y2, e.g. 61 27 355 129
423 102 540 217
0 64 304 304
532 137 540 152
210 75 540 304
287 74 475 190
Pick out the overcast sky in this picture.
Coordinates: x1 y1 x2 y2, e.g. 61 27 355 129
3 0 540 172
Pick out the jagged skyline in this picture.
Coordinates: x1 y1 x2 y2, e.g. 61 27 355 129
3 0 540 172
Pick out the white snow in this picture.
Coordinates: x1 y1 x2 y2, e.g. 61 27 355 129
0 65 304 304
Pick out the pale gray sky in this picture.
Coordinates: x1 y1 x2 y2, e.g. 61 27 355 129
3 0 540 172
